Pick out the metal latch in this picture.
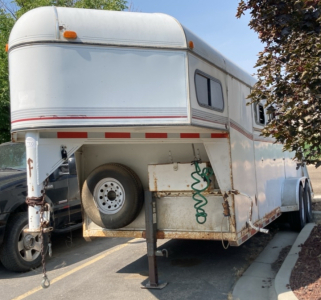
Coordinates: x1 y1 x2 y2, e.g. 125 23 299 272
155 249 168 258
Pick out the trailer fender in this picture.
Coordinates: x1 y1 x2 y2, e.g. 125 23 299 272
281 177 307 211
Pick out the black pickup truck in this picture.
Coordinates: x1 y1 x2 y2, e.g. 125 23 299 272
0 142 82 272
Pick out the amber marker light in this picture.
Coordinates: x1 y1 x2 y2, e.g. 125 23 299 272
63 31 77 39
5 44 8 52
188 41 194 49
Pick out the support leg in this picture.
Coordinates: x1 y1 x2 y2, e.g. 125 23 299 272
25 132 43 232
142 191 167 289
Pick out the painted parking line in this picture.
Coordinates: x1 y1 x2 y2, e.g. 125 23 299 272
12 239 139 300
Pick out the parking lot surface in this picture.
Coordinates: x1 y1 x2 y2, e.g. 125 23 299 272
0 223 291 300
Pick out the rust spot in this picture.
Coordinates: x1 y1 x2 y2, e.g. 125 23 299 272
84 228 237 242
84 229 144 239
155 191 222 198
222 201 230 217
157 231 165 239
157 230 235 241
187 185 190 188
236 207 281 246
32 186 34 192
27 158 33 178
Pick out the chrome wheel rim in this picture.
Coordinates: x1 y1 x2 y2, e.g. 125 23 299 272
94 178 125 214
18 225 42 262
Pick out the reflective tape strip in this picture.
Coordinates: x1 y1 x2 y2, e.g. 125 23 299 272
211 133 229 138
57 132 87 138
145 133 168 138
180 133 200 138
105 132 130 138
55 132 229 139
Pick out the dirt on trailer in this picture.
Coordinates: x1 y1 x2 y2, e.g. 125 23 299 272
290 224 321 300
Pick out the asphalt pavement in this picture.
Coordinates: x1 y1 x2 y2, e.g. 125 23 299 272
0 225 287 300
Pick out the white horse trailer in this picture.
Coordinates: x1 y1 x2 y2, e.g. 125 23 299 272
8 6 313 286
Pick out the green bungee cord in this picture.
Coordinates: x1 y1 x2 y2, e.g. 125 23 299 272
191 161 214 224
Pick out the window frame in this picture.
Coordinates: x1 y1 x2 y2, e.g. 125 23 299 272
194 70 225 113
253 103 266 126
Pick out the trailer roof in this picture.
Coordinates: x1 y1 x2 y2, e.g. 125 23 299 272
9 6 256 87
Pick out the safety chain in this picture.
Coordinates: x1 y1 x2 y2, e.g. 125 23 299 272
40 178 51 289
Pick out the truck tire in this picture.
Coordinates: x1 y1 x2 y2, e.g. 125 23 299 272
304 183 313 223
1 213 48 272
288 185 306 231
82 163 144 229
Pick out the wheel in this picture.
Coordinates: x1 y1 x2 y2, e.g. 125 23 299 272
0 213 48 272
288 184 306 231
82 163 144 229
304 182 313 223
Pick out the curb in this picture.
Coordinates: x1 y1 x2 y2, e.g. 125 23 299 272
274 223 316 300
312 211 321 223
313 195 321 202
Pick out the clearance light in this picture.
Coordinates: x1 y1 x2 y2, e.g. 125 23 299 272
5 44 8 52
63 31 77 39
188 41 194 49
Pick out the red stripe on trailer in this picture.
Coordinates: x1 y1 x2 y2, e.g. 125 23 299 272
180 133 200 138
105 132 131 138
145 133 168 138
250 229 256 235
211 133 229 138
57 132 87 138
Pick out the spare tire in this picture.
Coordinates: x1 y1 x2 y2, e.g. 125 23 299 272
82 163 144 229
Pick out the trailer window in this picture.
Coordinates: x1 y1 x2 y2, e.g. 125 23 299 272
254 103 265 125
195 71 224 112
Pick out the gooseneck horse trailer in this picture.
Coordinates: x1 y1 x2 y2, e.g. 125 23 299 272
8 7 313 287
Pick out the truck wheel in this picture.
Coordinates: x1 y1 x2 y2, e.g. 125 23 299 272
288 185 306 231
82 163 144 229
0 213 48 272
304 183 313 223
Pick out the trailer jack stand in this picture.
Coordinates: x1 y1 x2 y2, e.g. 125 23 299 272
141 191 168 290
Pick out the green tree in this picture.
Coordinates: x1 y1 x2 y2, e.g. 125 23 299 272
0 9 13 144
0 0 127 144
237 0 321 166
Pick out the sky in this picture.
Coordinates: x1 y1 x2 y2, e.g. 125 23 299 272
129 0 262 76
